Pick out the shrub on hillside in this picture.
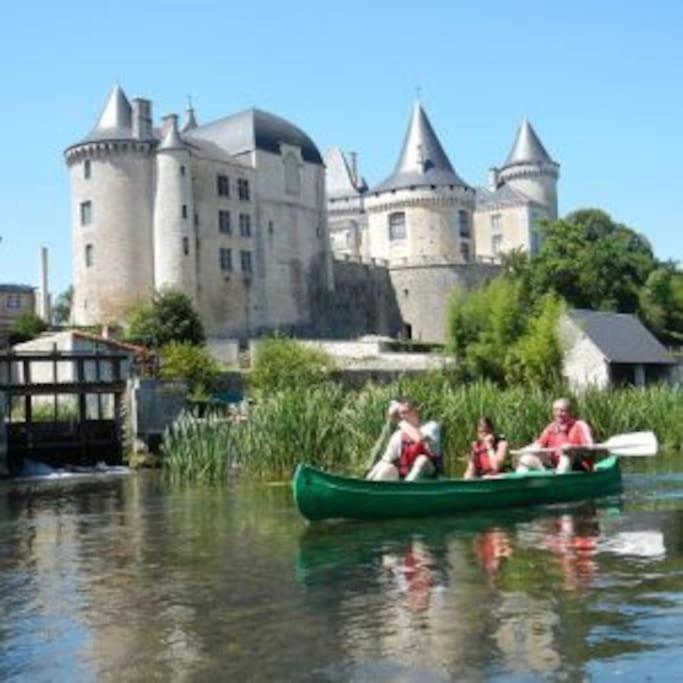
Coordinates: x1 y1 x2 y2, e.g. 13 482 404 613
160 341 221 399
249 336 335 394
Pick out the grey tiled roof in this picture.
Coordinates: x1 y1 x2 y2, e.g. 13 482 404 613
79 84 136 144
475 184 539 210
187 108 323 164
371 101 469 193
504 118 555 167
569 309 675 364
0 284 34 293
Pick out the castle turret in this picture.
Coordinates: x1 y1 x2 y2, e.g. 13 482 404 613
365 100 476 264
153 114 198 300
64 84 155 325
495 119 559 218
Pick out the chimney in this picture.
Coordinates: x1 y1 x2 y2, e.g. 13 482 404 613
488 167 499 192
38 246 50 323
132 98 153 139
349 151 358 186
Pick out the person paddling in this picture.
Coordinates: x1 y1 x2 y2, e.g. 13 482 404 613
463 417 509 478
516 398 594 474
367 398 441 481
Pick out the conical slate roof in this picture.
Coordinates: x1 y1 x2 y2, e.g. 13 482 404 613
182 106 198 132
324 147 367 198
80 84 133 143
503 118 554 167
372 101 467 193
158 115 186 151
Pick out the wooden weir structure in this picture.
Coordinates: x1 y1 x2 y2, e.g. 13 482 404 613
0 349 128 475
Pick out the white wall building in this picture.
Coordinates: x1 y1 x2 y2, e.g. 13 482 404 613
65 85 333 339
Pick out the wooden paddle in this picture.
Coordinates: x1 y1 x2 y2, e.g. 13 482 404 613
512 431 659 458
364 418 393 474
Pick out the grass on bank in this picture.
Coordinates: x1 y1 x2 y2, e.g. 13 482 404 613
162 376 683 482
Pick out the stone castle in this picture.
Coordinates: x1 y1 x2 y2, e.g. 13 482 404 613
65 85 559 342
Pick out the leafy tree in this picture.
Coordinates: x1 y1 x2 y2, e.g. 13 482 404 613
10 312 47 344
531 209 656 312
639 264 683 345
160 342 221 399
126 289 204 349
52 286 73 326
250 335 335 394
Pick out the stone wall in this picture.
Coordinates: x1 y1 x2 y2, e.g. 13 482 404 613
558 316 610 390
388 261 501 342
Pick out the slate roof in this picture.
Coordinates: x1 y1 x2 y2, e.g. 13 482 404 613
0 284 34 293
371 101 469 193
569 309 675 364
504 118 555 167
324 147 367 199
78 84 136 144
475 184 541 210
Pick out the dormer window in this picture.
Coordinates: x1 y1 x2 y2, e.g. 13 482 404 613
388 212 406 241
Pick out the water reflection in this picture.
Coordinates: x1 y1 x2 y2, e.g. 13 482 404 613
1 458 683 681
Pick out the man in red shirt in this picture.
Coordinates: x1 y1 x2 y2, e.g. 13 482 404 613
516 398 594 474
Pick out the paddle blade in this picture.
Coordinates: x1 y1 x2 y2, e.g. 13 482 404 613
602 431 658 457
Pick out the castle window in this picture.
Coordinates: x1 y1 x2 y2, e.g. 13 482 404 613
219 248 232 272
183 237 190 256
492 234 503 257
180 165 186 176
460 242 471 262
194 212 199 227
84 160 91 179
240 250 253 273
237 178 250 201
458 210 471 238
284 154 301 195
182 204 188 219
239 213 252 237
388 212 406 241
217 174 230 197
80 201 92 226
268 221 274 234
219 210 231 234
491 213 502 234
6 294 22 310
85 244 94 267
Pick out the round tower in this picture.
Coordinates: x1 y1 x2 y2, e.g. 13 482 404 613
64 84 156 325
153 114 198 300
365 101 476 265
496 118 560 219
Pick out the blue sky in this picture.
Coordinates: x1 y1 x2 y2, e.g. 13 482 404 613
0 0 681 295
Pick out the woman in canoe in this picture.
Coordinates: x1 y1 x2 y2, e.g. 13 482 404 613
463 417 509 478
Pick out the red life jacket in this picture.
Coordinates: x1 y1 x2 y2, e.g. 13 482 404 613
538 419 594 471
470 438 501 477
398 435 435 478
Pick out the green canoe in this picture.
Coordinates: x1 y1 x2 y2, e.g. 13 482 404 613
292 456 622 522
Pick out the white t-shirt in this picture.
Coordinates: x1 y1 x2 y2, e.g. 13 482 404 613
381 420 442 463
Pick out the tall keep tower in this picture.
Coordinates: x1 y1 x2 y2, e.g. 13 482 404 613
64 85 156 324
153 114 197 300
493 118 560 218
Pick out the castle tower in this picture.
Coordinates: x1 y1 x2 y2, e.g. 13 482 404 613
153 114 197 300
495 119 560 218
365 100 476 264
64 84 156 325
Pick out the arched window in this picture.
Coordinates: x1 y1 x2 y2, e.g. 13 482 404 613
388 212 406 241
284 154 301 195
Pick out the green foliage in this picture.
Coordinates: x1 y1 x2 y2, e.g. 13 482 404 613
52 286 73 326
10 311 47 343
639 264 683 345
531 209 656 312
125 289 204 349
160 342 221 399
249 335 335 394
162 377 683 482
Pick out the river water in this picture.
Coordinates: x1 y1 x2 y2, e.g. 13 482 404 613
1 455 682 682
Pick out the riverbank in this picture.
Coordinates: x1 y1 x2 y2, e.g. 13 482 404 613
162 377 682 481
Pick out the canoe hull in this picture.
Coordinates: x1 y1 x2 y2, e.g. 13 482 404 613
292 457 622 522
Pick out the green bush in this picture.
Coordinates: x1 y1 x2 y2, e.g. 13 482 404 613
10 312 47 344
160 342 221 399
249 336 335 395
126 289 204 349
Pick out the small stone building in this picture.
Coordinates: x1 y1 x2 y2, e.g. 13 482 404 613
560 309 677 390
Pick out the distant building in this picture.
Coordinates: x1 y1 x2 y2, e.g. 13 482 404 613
560 309 678 390
0 284 36 347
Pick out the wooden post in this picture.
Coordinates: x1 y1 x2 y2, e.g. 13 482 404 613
77 357 87 462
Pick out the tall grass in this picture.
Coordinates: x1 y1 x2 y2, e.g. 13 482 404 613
162 378 683 482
